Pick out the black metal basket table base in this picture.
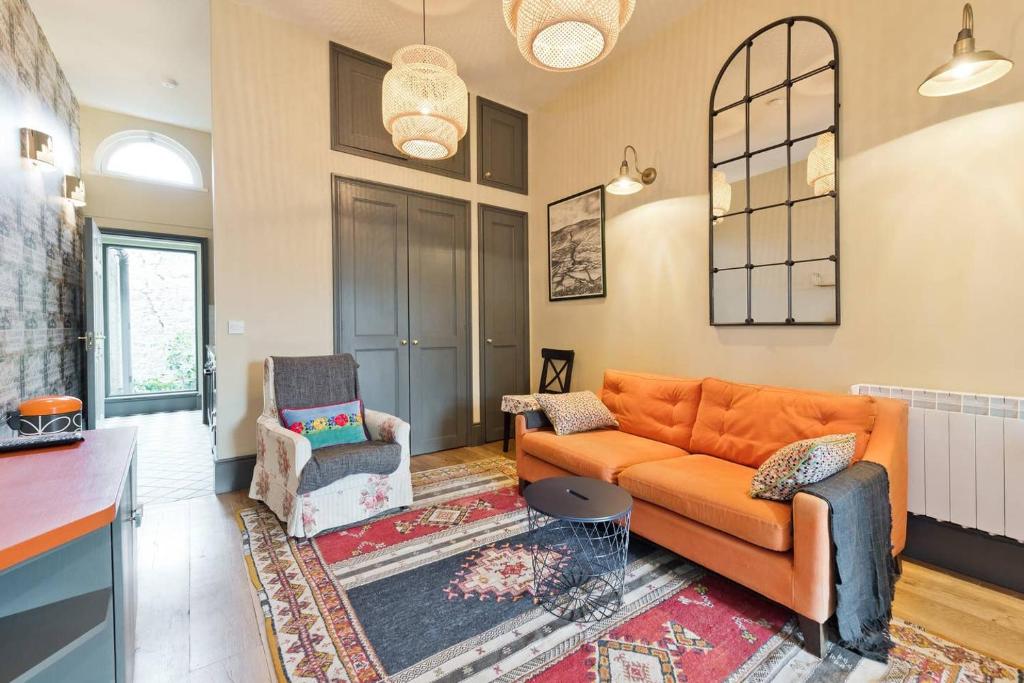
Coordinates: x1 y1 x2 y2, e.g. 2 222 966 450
524 476 633 623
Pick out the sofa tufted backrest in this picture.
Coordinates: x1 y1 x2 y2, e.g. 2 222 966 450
600 370 703 451
690 377 877 468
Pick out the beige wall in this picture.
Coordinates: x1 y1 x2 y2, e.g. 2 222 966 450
80 106 213 239
210 0 531 459
529 0 1024 399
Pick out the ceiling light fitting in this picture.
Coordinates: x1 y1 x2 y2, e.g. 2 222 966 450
606 145 656 196
806 132 835 197
382 0 468 160
919 3 1013 97
712 170 731 223
502 0 635 72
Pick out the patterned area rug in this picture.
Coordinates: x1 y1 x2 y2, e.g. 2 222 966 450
238 457 1020 682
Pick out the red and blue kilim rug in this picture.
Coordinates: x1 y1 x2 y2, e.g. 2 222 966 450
238 456 1020 682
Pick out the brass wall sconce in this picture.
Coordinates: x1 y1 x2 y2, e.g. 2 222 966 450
606 145 657 196
63 175 86 207
919 3 1013 96
20 128 55 168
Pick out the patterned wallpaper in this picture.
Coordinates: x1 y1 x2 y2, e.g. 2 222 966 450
0 0 82 436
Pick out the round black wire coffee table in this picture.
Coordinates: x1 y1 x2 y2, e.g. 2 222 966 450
524 476 633 622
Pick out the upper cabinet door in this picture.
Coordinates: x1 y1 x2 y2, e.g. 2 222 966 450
477 97 528 194
330 43 470 181
331 44 403 159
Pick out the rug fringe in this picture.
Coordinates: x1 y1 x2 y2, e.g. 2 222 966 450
238 508 290 683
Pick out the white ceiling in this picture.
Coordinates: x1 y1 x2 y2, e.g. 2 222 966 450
27 0 708 133
238 0 706 113
28 0 212 131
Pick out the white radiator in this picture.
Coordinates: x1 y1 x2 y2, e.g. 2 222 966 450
851 384 1024 543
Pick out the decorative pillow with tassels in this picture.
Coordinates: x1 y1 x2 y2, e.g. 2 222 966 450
749 433 856 501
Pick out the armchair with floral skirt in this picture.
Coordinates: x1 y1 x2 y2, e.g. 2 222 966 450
250 354 412 537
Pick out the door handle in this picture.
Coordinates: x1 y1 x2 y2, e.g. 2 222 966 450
77 332 106 350
400 339 408 345
484 171 492 178
486 338 493 344
131 504 144 528
411 339 420 345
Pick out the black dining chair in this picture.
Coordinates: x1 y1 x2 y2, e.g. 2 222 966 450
501 348 575 452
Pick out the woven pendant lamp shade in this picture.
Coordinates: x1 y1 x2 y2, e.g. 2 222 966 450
712 170 731 224
502 0 636 72
806 132 835 197
382 44 468 160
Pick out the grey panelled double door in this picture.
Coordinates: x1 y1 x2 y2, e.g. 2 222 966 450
334 178 470 455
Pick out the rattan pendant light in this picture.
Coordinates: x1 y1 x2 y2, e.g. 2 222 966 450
502 0 636 72
806 132 835 197
712 171 731 224
382 1 468 160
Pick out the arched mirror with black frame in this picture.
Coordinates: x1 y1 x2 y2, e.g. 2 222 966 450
709 17 839 326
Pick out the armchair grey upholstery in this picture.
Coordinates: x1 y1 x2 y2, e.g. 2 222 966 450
249 354 412 537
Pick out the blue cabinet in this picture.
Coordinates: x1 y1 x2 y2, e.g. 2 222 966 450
0 459 137 681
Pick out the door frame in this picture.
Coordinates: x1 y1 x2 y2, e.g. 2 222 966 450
331 175 473 452
477 204 530 443
98 228 210 417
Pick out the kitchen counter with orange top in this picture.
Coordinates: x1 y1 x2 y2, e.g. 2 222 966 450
0 427 137 572
0 427 138 682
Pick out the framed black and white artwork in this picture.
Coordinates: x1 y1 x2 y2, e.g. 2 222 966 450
547 185 606 301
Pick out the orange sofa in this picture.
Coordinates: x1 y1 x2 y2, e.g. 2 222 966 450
515 370 908 656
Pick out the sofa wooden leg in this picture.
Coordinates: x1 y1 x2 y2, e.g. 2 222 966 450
518 477 529 495
894 553 904 576
798 615 826 658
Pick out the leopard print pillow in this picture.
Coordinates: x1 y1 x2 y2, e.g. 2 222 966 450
749 433 856 501
534 391 619 436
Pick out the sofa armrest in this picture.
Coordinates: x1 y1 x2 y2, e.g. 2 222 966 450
515 411 551 439
364 409 411 471
792 492 834 623
257 413 311 490
514 411 552 463
861 398 909 555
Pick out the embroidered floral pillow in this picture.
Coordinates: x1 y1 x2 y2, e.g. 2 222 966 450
279 399 369 449
534 391 619 436
749 433 856 501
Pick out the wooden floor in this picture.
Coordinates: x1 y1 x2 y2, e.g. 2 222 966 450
134 441 1024 681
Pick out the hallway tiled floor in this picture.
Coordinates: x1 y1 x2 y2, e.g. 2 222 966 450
101 410 214 506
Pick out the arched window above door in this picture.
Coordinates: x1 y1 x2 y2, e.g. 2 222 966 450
95 130 204 189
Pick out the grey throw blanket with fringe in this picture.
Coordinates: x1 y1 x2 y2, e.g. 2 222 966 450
800 461 897 662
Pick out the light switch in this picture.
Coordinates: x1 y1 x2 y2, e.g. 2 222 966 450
228 320 245 335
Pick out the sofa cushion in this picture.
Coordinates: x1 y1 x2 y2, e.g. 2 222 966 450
619 454 793 551
521 429 686 483
600 370 703 451
690 378 877 468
